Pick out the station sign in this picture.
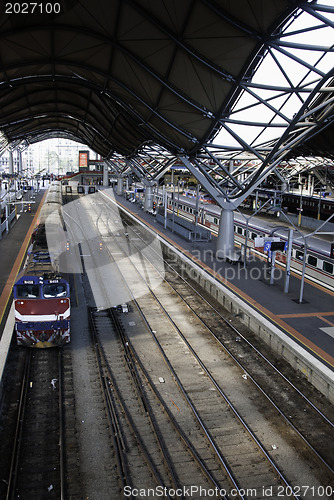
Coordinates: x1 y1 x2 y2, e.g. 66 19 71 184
254 236 286 252
263 239 287 252
270 241 288 252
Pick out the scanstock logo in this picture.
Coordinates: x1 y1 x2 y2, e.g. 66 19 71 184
45 187 165 310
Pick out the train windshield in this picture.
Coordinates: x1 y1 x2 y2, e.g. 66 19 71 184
43 283 67 298
16 284 40 298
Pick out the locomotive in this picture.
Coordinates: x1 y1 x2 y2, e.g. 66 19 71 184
13 183 70 347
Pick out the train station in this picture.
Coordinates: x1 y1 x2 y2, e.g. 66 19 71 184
0 2 333 499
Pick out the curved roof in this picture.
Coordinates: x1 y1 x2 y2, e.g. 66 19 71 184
0 0 308 158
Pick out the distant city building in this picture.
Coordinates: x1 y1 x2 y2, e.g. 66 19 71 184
0 139 96 176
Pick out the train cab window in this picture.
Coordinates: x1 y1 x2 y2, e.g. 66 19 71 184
308 255 317 267
43 283 68 298
16 284 40 298
237 226 243 235
323 261 334 275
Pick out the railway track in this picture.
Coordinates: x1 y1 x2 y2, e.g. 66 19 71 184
99 193 334 493
5 348 66 500
163 264 334 468
62 191 334 498
70 197 244 496
88 306 234 498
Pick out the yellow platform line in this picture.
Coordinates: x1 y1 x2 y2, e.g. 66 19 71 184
278 311 334 318
0 192 47 325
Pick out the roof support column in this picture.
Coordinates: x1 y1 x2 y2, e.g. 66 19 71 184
216 208 238 261
177 155 238 260
103 162 108 187
281 181 289 193
8 151 13 175
18 150 23 175
116 176 123 196
143 179 154 211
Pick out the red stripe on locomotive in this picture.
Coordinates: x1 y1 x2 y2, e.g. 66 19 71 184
14 298 70 316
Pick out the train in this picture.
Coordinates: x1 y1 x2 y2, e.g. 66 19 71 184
13 182 70 347
155 192 334 291
181 187 334 220
242 188 334 220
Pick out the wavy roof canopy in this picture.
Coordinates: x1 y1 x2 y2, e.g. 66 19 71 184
0 0 308 158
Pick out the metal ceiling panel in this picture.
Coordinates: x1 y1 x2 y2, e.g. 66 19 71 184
0 0 328 161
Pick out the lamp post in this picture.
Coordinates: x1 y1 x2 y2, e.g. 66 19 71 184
284 228 294 294
269 207 334 302
240 195 279 269
163 189 168 229
268 225 294 293
297 181 303 227
172 184 175 233
269 208 309 303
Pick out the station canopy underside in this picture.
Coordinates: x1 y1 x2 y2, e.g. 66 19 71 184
0 0 334 201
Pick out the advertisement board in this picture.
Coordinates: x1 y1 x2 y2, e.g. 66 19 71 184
79 151 89 170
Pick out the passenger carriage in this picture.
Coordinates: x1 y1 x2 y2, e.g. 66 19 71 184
155 192 334 291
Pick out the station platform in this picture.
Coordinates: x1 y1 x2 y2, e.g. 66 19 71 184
108 190 334 374
0 184 332 404
0 188 47 331
0 188 47 396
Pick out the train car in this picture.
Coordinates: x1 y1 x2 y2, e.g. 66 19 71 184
242 188 334 220
13 182 70 347
157 192 334 291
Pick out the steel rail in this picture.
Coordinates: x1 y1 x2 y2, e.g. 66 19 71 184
119 252 302 500
94 195 334 494
95 211 250 500
103 193 333 427
86 211 228 500
115 206 334 476
111 309 229 500
58 350 66 500
5 349 66 499
108 307 182 493
88 308 130 491
72 198 176 497
88 308 174 500
93 192 332 498
5 352 31 500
